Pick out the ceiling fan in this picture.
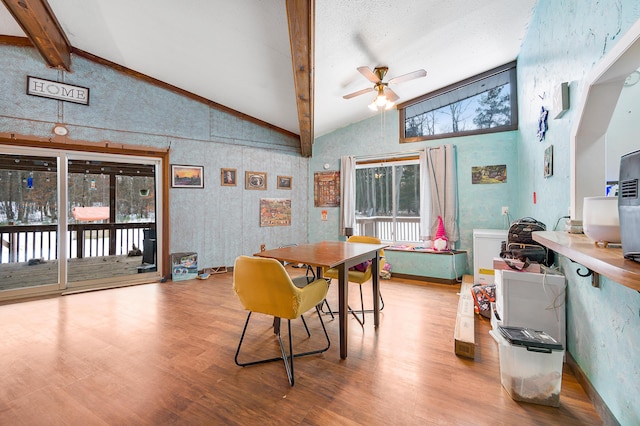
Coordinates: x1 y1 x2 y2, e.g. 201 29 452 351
343 66 427 110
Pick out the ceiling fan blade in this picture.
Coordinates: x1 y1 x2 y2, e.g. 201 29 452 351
343 87 374 99
388 69 427 85
385 88 400 103
357 66 381 83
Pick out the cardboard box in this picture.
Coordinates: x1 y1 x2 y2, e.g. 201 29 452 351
171 252 198 281
493 257 541 273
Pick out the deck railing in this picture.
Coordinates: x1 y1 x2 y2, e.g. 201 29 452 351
0 222 155 263
354 216 421 242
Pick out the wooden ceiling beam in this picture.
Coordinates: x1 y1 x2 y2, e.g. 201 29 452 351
286 0 314 157
1 0 71 71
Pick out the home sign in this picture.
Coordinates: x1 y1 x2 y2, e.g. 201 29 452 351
27 76 90 105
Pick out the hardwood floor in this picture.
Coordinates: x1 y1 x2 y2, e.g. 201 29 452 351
0 267 602 425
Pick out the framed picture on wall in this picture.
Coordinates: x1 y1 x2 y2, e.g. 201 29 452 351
544 145 553 178
171 164 204 188
245 171 267 190
260 198 291 227
221 168 237 186
314 171 340 207
277 175 292 189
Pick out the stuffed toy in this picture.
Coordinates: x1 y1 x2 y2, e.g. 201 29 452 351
432 215 449 251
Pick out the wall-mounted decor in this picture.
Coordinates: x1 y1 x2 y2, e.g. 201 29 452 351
277 175 292 189
245 171 267 190
171 164 204 188
537 106 549 141
544 145 553 178
27 76 90 105
314 171 340 207
471 165 507 184
260 198 291 227
221 168 237 186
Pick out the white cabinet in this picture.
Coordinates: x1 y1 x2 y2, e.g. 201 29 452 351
492 268 566 350
473 229 507 284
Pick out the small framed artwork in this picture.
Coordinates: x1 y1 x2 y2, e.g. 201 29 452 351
544 145 553 178
471 165 507 184
221 168 237 186
277 175 292 189
171 164 204 188
245 171 267 190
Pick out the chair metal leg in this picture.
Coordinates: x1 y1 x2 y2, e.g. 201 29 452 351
321 279 384 324
234 307 330 386
300 314 311 337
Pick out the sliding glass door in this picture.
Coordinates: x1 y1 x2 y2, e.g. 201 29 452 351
0 146 162 297
65 153 161 290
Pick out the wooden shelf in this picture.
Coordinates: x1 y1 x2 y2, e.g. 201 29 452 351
533 231 640 292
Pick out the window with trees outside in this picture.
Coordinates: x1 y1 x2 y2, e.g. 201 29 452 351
399 62 517 142
355 159 420 243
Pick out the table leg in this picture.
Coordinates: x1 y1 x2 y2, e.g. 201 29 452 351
338 262 348 359
372 250 380 327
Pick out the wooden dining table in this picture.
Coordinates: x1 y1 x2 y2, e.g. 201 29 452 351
254 240 386 359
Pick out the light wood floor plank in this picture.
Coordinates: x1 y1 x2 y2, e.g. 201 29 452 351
0 267 602 425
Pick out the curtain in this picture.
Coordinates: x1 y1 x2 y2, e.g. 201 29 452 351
419 150 431 241
423 144 459 245
339 155 356 236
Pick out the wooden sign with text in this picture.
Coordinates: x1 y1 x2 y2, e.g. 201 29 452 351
27 76 90 105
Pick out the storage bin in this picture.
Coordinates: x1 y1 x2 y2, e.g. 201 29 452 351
490 326 564 407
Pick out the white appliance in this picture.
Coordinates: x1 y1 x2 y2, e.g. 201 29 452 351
473 229 507 284
491 268 566 350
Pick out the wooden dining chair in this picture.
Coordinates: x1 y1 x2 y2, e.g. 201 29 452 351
232 255 330 386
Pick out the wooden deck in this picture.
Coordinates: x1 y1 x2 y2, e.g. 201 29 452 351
0 255 149 291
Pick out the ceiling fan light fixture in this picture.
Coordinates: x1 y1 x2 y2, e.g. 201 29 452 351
368 101 378 111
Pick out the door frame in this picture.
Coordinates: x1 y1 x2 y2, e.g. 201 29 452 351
0 138 170 300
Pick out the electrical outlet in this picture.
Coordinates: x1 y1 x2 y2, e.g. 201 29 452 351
501 206 509 216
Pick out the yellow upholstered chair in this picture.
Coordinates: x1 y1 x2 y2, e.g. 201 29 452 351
232 255 330 386
322 235 386 326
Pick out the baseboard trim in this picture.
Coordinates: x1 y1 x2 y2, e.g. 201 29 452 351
566 351 619 426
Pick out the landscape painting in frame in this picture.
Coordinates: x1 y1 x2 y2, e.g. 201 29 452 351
260 198 291 227
471 165 507 184
277 175 292 189
171 164 204 188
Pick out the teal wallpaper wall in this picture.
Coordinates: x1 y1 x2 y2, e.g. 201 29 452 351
0 44 309 270
310 111 520 273
312 1 640 422
518 1 640 424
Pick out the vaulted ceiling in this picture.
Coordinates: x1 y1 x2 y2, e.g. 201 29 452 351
0 0 537 157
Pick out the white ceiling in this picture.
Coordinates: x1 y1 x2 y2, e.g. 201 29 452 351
0 0 537 138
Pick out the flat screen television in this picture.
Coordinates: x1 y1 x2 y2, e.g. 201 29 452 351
618 149 640 262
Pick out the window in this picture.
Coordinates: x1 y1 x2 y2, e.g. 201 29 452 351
399 62 518 142
355 159 420 243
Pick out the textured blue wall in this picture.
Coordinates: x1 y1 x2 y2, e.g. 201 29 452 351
0 45 308 269
311 109 520 273
518 1 640 424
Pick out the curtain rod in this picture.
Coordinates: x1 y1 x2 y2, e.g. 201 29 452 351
355 150 421 161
